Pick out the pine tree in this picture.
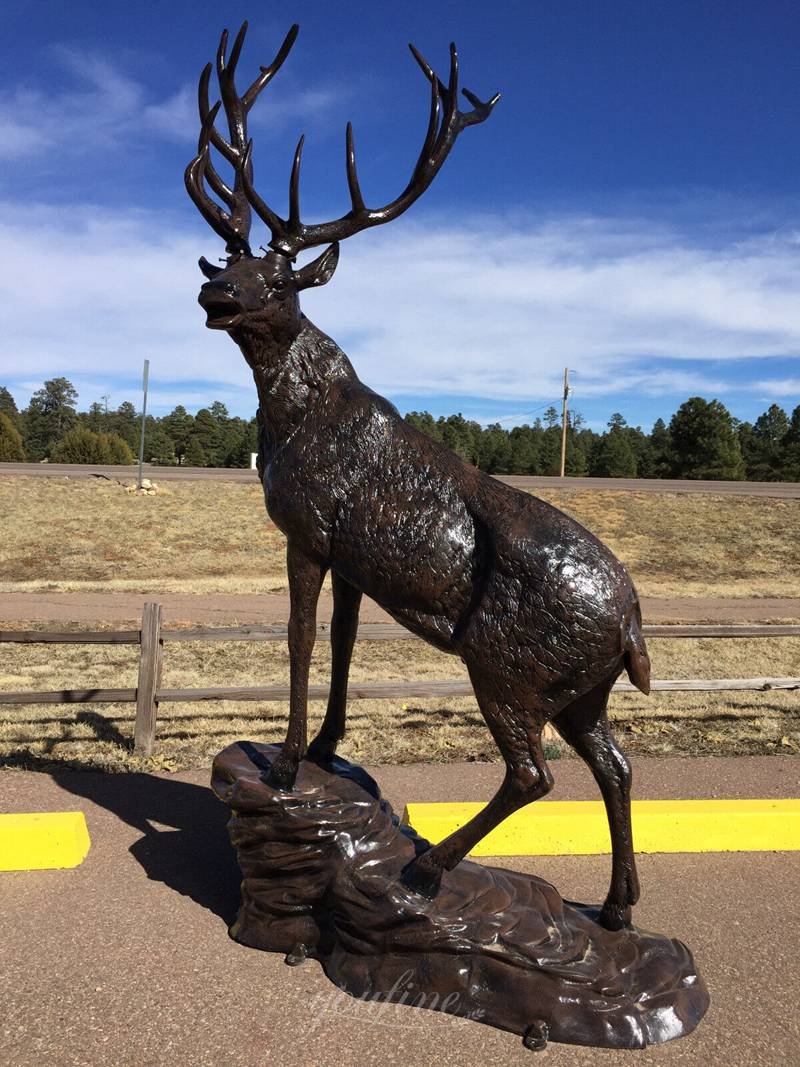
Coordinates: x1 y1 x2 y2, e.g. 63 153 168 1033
508 425 540 474
404 411 441 441
109 401 139 450
162 406 194 465
22 377 78 460
746 404 791 480
668 397 745 479
0 412 25 461
478 423 513 473
649 418 673 477
539 424 562 475
590 423 638 477
0 386 18 422
191 408 221 465
780 404 800 480
184 437 207 467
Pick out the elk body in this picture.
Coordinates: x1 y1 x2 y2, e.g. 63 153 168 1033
187 23 651 930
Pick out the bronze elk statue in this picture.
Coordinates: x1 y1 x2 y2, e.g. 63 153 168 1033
186 22 651 930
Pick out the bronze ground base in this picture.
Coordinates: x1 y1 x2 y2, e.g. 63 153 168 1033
211 741 709 1050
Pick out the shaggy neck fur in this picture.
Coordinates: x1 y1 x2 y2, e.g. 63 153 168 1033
232 314 357 451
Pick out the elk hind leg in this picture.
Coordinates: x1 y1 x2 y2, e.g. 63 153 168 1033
553 677 639 930
402 676 553 898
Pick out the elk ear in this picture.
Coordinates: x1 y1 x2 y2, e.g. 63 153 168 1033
295 243 339 290
199 256 223 279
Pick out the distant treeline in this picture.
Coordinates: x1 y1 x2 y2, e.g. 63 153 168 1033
406 399 799 480
0 379 798 480
0 379 258 468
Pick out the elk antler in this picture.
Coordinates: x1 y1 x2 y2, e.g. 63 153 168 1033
187 25 499 259
185 21 299 256
245 40 500 257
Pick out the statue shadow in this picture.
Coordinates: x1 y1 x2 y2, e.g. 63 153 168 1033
46 760 241 925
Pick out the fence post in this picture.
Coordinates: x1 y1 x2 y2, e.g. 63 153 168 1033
134 602 163 756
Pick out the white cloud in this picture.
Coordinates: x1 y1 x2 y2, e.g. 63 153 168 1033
143 86 195 142
752 378 800 400
1 202 799 416
0 46 346 161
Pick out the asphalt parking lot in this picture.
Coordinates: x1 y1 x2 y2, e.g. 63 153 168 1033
1 755 798 1067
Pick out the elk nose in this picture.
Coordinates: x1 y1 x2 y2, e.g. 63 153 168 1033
201 280 240 299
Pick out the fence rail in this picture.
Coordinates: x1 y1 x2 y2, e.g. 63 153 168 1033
1 604 798 756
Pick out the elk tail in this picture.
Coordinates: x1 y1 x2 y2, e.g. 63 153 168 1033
622 599 651 696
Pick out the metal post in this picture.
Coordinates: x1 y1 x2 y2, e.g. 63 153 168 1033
137 359 149 489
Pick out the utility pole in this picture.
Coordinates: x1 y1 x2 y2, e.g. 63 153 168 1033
559 367 570 478
101 393 110 416
137 359 149 489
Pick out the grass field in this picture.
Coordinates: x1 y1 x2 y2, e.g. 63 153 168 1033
2 475 799 598
1 631 798 771
1 473 799 771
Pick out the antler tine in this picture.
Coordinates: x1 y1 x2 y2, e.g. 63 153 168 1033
438 43 460 147
185 103 251 255
215 22 248 156
409 55 441 184
226 20 248 78
197 65 235 202
345 123 366 214
241 140 287 239
242 23 299 111
288 136 305 229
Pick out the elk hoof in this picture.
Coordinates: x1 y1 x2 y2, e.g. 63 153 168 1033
598 901 633 931
284 943 308 967
522 1021 549 1052
265 756 298 791
400 855 442 899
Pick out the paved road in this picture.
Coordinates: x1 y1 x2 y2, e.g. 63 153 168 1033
2 462 799 497
2 592 799 625
1 755 797 1066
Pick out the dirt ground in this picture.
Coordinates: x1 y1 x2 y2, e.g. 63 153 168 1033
2 591 800 625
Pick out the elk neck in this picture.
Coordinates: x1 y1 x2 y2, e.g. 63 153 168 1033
232 313 357 448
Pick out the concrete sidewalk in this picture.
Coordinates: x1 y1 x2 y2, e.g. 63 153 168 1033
1 755 798 1066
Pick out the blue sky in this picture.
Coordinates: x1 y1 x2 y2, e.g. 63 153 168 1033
1 0 799 430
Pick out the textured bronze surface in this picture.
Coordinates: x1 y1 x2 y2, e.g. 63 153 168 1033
212 742 709 1050
186 22 652 932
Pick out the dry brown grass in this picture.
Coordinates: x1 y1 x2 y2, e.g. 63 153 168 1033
1 635 797 772
2 475 799 599
2 474 799 772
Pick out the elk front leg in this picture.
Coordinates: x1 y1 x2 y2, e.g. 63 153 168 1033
267 544 325 790
308 571 362 765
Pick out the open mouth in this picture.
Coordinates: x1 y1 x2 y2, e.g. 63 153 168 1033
198 293 244 330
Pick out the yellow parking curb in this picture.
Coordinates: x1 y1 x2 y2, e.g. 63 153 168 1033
0 812 91 871
402 798 800 856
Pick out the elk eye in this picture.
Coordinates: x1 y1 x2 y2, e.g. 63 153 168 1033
274 279 286 291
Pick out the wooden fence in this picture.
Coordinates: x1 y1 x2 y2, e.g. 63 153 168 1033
1 603 798 756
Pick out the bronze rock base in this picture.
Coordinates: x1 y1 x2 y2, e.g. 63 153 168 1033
211 741 709 1050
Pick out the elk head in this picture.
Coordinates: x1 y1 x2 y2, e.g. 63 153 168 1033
185 21 499 335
